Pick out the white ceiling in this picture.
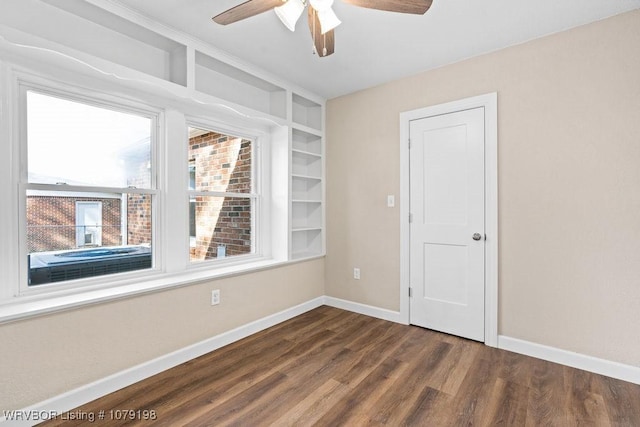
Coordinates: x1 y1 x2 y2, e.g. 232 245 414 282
109 1 640 99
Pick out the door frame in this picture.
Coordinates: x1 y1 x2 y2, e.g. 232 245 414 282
399 92 498 347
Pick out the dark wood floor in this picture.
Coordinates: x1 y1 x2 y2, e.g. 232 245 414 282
43 306 640 426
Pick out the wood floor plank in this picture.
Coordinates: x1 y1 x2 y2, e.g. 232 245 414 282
481 377 530 425
401 385 452 426
424 337 480 396
222 347 358 426
599 375 640 426
313 357 411 426
565 367 613 426
270 379 351 426
183 371 290 426
368 340 452 425
334 323 412 388
151 328 339 425
444 353 500 425
525 357 572 426
40 307 640 426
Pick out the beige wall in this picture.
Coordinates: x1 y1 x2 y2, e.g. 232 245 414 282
0 259 324 410
2 8 640 413
326 10 640 366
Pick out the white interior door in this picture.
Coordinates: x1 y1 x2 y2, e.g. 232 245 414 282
76 201 102 247
409 107 485 341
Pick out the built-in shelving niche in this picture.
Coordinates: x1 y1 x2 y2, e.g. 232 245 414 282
292 128 322 155
195 51 287 120
292 201 322 230
292 93 322 130
291 228 322 260
290 127 323 258
41 0 187 86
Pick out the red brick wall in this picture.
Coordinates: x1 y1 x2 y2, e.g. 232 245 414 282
26 132 249 258
27 196 121 252
127 194 152 245
189 132 252 260
126 149 153 246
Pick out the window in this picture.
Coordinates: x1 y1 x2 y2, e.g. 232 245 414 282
24 90 156 287
0 69 283 312
187 126 255 263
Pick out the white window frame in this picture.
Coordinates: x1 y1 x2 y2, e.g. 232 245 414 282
0 65 280 319
17 80 162 297
185 119 261 268
188 161 197 248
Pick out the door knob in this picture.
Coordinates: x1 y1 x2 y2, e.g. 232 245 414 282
472 233 482 241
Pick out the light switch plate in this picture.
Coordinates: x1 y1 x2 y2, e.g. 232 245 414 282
387 195 395 207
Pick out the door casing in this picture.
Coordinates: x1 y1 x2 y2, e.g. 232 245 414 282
399 92 498 347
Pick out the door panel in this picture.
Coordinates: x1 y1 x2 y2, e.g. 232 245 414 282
423 125 468 226
423 243 468 305
409 107 485 341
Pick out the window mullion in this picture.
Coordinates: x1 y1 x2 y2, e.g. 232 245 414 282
26 183 158 195
162 109 189 273
187 191 256 199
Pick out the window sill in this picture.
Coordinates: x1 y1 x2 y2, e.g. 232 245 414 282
0 255 324 324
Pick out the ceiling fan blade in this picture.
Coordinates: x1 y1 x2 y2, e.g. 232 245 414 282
213 0 284 25
341 0 433 14
308 7 335 58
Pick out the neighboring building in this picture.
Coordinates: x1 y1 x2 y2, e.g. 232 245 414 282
188 130 252 261
27 195 122 252
27 131 252 262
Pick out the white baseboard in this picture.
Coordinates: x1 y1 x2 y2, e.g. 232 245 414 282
323 296 406 324
7 301 639 425
498 335 640 385
4 297 324 426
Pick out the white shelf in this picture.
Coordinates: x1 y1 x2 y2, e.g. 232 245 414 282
292 202 322 230
291 174 321 180
291 228 322 259
292 151 322 178
292 148 322 158
195 51 287 119
292 93 322 130
292 128 322 156
292 226 322 232
291 251 322 260
292 176 322 201
38 0 188 86
290 119 324 258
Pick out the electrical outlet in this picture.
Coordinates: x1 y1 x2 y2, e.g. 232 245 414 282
353 268 361 280
211 289 220 306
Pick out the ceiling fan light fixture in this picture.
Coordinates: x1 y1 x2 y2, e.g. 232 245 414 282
275 0 305 32
316 7 341 34
309 0 333 11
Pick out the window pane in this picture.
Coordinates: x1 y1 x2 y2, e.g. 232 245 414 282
190 196 253 262
27 190 152 286
27 91 152 188
188 127 252 193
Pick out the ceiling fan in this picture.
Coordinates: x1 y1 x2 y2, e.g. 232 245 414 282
212 0 433 58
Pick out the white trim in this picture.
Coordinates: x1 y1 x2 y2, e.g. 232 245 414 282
399 92 498 347
498 335 640 386
4 302 640 425
1 297 325 425
324 296 406 324
0 256 323 324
